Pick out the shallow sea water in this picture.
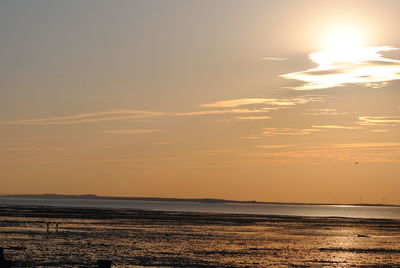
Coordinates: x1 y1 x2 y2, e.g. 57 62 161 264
1 205 400 267
1 198 400 220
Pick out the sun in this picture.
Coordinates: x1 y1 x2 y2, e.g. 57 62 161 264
321 24 366 52
283 22 400 90
310 24 370 66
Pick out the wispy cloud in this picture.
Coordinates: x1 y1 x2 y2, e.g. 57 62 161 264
201 95 326 108
0 147 66 153
176 109 273 116
329 142 400 148
260 57 287 61
195 150 236 154
103 129 163 134
263 128 312 136
370 129 389 133
201 98 271 108
312 125 362 130
302 128 323 132
240 135 262 140
305 108 349 116
255 144 295 149
242 127 321 139
230 116 271 121
358 116 400 126
242 143 400 163
282 46 400 90
3 110 164 125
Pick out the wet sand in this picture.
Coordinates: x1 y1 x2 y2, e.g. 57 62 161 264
0 204 399 267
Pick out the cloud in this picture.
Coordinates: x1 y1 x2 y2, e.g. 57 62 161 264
329 142 400 148
176 109 273 116
282 46 400 90
260 57 287 61
243 127 321 139
0 147 66 153
103 129 163 134
312 125 362 130
263 128 312 136
305 108 349 116
201 95 326 108
242 143 400 163
255 144 295 149
370 129 389 133
302 128 322 132
230 116 271 121
3 110 164 125
240 135 262 140
358 116 400 125
201 98 271 108
180 95 328 122
195 150 236 154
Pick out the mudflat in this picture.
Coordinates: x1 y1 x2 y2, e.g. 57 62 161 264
0 205 399 267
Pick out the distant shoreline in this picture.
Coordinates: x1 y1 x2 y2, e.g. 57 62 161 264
1 193 399 207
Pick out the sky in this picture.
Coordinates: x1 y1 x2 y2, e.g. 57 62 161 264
1 0 400 204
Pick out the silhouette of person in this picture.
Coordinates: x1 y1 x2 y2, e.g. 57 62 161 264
55 223 59 232
46 222 50 233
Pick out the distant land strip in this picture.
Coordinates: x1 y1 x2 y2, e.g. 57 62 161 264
1 194 398 207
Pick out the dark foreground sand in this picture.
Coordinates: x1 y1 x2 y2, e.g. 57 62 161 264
0 205 399 267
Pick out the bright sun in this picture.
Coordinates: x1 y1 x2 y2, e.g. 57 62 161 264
311 24 370 66
282 22 400 90
322 24 366 52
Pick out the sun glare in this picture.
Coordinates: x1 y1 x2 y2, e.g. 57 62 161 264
282 23 400 90
307 24 371 67
322 24 366 52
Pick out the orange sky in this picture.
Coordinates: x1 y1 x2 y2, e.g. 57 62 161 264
1 0 400 204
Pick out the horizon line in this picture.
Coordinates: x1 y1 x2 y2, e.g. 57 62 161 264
1 193 398 207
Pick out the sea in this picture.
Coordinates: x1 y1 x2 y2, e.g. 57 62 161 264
0 196 399 220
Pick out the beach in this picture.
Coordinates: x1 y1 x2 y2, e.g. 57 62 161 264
1 204 399 267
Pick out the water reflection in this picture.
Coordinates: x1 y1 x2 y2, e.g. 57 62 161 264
0 197 400 219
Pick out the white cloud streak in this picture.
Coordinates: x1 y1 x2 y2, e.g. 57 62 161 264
282 46 400 90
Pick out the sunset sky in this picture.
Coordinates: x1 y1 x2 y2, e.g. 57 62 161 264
1 0 400 204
